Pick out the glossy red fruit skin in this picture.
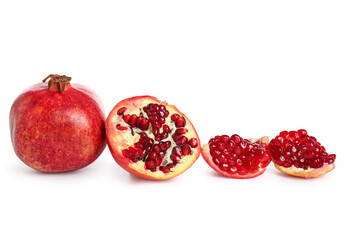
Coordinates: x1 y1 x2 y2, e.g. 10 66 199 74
10 80 106 172
105 96 201 180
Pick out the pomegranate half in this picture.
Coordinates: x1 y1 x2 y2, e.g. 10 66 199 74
202 134 272 179
10 74 106 172
105 96 201 180
269 129 335 178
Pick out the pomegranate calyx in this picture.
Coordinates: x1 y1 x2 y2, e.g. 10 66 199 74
42 74 72 93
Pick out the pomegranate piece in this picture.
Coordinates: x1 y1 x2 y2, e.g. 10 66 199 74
201 134 271 179
105 96 201 180
269 129 335 178
10 74 106 172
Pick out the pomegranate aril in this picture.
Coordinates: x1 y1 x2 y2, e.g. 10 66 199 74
219 163 229 171
237 166 248 175
122 149 133 159
189 138 198 148
231 134 242 144
153 122 162 129
283 161 292 168
117 107 127 116
176 136 188 145
123 115 131 123
163 125 171 133
139 118 149 130
181 145 191 155
160 166 170 173
174 116 186 128
155 157 162 166
171 114 179 121
170 154 181 162
116 124 128 131
175 128 188 135
172 147 182 157
172 134 182 141
129 115 137 126
160 132 168 140
280 131 288 138
221 135 230 143
275 136 284 144
297 129 308 136
158 151 165 159
210 149 221 157
288 131 298 140
148 151 157 160
145 160 156 169
326 154 336 164
159 142 167 151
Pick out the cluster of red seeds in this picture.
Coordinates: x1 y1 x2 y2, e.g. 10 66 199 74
208 134 271 175
269 129 336 169
117 103 198 173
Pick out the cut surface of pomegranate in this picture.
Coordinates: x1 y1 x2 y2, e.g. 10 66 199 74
201 134 272 179
269 129 335 178
105 96 201 180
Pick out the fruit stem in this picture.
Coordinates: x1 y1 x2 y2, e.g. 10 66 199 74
42 74 72 93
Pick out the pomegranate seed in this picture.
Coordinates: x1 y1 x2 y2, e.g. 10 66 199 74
155 157 162 166
175 128 188 135
145 160 155 169
188 138 198 148
160 166 170 173
117 107 127 116
148 151 157 160
181 145 191 155
171 114 179 121
116 124 128 131
175 116 186 128
172 134 182 141
160 132 168 140
176 136 188 145
170 154 181 162
163 125 171 133
129 115 137 126
123 115 131 123
159 142 167 151
172 146 182 156
231 134 242 144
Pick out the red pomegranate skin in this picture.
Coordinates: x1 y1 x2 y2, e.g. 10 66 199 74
10 81 106 172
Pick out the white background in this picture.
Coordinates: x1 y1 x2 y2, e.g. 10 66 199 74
1 0 359 239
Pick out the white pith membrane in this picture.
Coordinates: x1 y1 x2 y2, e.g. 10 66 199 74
109 98 199 177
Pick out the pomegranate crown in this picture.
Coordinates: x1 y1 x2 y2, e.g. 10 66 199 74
42 74 72 93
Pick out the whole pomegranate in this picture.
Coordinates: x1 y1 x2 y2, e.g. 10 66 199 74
10 74 106 172
105 96 201 180
269 129 336 178
201 134 272 179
